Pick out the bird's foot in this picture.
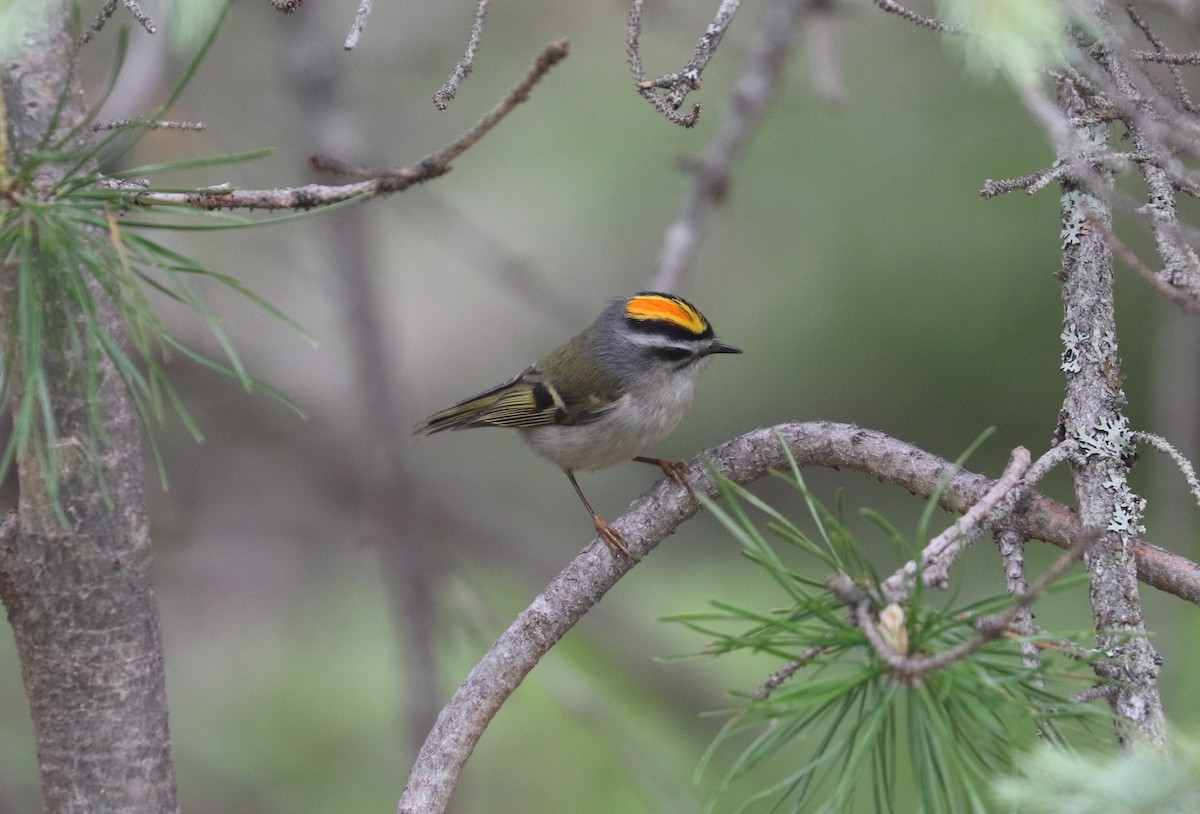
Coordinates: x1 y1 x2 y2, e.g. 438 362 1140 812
658 459 691 488
635 455 693 492
592 514 632 558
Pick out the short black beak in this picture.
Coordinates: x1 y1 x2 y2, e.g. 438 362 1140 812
709 340 742 355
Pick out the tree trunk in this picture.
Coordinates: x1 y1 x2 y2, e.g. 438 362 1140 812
0 12 179 813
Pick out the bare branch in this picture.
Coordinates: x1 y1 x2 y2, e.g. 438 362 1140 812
1088 29 1200 305
1127 5 1197 113
79 0 156 44
79 0 119 45
109 41 570 213
752 645 827 699
1131 49 1200 65
861 526 1099 685
396 420 1200 814
1097 214 1200 315
628 0 746 126
981 164 1069 198
121 0 156 34
804 0 845 103
92 118 205 132
996 529 1041 669
434 0 491 110
880 446 1031 605
652 0 807 291
344 0 375 50
872 0 967 34
1132 431 1200 507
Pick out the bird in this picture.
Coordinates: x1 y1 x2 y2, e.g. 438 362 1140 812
417 291 741 556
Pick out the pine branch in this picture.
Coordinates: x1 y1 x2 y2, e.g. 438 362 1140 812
396 420 1200 814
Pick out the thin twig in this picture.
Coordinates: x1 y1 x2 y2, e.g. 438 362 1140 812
753 645 827 699
1092 212 1200 316
92 119 206 132
107 41 570 212
122 0 156 34
344 0 375 50
1131 49 1200 65
872 0 966 34
804 0 845 104
996 529 1041 670
1072 684 1115 704
652 0 807 291
434 0 490 110
79 0 119 45
862 526 1099 685
1017 79 1113 202
405 193 588 331
627 0 745 127
880 446 1031 604
1132 431 1200 506
980 164 1069 198
1088 22 1200 308
1019 441 1075 492
1126 6 1197 113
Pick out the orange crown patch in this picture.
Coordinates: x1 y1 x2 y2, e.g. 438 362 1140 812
625 293 709 335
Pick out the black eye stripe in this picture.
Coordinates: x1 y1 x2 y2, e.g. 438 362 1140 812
652 346 696 362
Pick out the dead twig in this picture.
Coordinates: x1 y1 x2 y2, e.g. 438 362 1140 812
627 0 746 127
652 0 808 290
344 0 375 50
107 41 570 212
434 0 491 110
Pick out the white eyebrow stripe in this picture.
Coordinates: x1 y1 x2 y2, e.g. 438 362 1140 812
623 332 699 350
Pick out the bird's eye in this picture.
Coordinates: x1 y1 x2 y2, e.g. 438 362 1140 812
652 346 695 362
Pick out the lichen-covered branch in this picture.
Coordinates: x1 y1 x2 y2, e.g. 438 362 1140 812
1057 31 1167 745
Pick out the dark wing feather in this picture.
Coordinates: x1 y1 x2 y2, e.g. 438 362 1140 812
417 366 605 433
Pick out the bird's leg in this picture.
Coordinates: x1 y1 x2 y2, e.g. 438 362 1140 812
633 455 691 490
566 471 631 557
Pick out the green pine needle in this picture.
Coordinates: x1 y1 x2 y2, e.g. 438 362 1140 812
0 5 306 507
677 450 1109 813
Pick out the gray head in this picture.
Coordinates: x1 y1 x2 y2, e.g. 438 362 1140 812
589 291 741 388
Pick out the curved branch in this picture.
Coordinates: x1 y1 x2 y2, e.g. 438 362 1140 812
395 420 1200 814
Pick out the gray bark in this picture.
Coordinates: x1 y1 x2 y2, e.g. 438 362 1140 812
0 12 179 812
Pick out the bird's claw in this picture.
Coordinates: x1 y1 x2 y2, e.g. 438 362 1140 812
659 459 693 493
593 515 633 558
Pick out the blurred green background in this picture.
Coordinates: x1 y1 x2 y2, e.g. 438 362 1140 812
1 2 1199 812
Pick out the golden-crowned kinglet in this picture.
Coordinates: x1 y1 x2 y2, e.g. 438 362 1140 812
418 291 741 556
